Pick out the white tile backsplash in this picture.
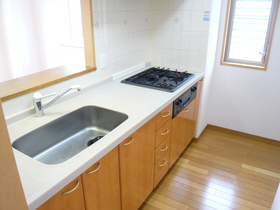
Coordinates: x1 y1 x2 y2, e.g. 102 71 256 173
192 0 204 11
182 0 193 11
171 30 182 50
189 32 200 51
180 31 190 50
178 51 189 69
172 11 183 30
150 0 212 72
170 50 181 69
3 0 213 118
182 11 192 30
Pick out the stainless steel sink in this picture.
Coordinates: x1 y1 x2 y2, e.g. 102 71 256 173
12 106 128 165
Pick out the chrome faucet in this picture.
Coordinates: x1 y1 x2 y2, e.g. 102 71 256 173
33 85 81 117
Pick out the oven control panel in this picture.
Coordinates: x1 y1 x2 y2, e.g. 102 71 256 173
173 83 198 118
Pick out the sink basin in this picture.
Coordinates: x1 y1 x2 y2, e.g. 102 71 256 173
12 106 128 165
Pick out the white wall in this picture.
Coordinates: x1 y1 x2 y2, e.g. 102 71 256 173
195 0 222 137
208 1 280 141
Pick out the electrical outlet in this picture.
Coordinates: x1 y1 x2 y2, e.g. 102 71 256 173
100 54 107 70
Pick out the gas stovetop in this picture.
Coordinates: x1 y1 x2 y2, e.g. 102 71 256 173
121 67 195 92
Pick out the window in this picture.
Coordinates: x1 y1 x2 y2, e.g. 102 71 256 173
0 0 87 83
61 0 84 47
222 0 279 69
0 0 95 102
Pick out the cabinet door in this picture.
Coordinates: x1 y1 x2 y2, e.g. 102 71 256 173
81 147 121 210
119 118 155 210
170 99 196 166
37 176 85 210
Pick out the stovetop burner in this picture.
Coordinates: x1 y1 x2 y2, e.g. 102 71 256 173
121 67 195 92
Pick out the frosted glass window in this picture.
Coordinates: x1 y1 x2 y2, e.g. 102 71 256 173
0 0 85 83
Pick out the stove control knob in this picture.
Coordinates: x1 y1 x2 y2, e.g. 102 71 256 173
191 87 197 92
175 99 182 106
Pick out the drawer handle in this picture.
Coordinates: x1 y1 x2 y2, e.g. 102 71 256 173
124 137 134 146
161 129 170 136
159 159 168 167
62 181 80 195
160 144 168 152
86 163 101 174
183 109 189 113
161 112 170 118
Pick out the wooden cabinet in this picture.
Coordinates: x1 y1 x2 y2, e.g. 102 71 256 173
81 147 121 210
170 98 196 167
38 147 120 210
0 101 28 210
119 118 155 210
37 176 85 210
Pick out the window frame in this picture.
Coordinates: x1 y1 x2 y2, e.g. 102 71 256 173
221 0 279 70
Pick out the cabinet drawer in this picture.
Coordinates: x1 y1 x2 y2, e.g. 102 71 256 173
154 151 169 188
155 119 171 146
156 104 172 130
154 135 170 164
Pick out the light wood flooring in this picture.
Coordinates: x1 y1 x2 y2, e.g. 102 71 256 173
140 127 280 210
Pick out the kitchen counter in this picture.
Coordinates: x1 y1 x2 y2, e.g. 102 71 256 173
7 66 204 209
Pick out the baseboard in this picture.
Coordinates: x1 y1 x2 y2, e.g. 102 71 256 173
206 124 280 147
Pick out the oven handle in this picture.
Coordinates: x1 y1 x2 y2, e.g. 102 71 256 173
182 97 191 108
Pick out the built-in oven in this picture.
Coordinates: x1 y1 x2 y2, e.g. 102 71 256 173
172 83 197 118
170 82 198 166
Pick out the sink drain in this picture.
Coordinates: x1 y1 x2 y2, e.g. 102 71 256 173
87 136 104 147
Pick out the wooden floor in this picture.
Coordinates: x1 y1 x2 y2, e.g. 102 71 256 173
140 127 280 210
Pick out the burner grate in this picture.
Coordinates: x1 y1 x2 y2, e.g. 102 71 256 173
121 67 195 92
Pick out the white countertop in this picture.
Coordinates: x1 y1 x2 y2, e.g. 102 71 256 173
7 66 204 209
